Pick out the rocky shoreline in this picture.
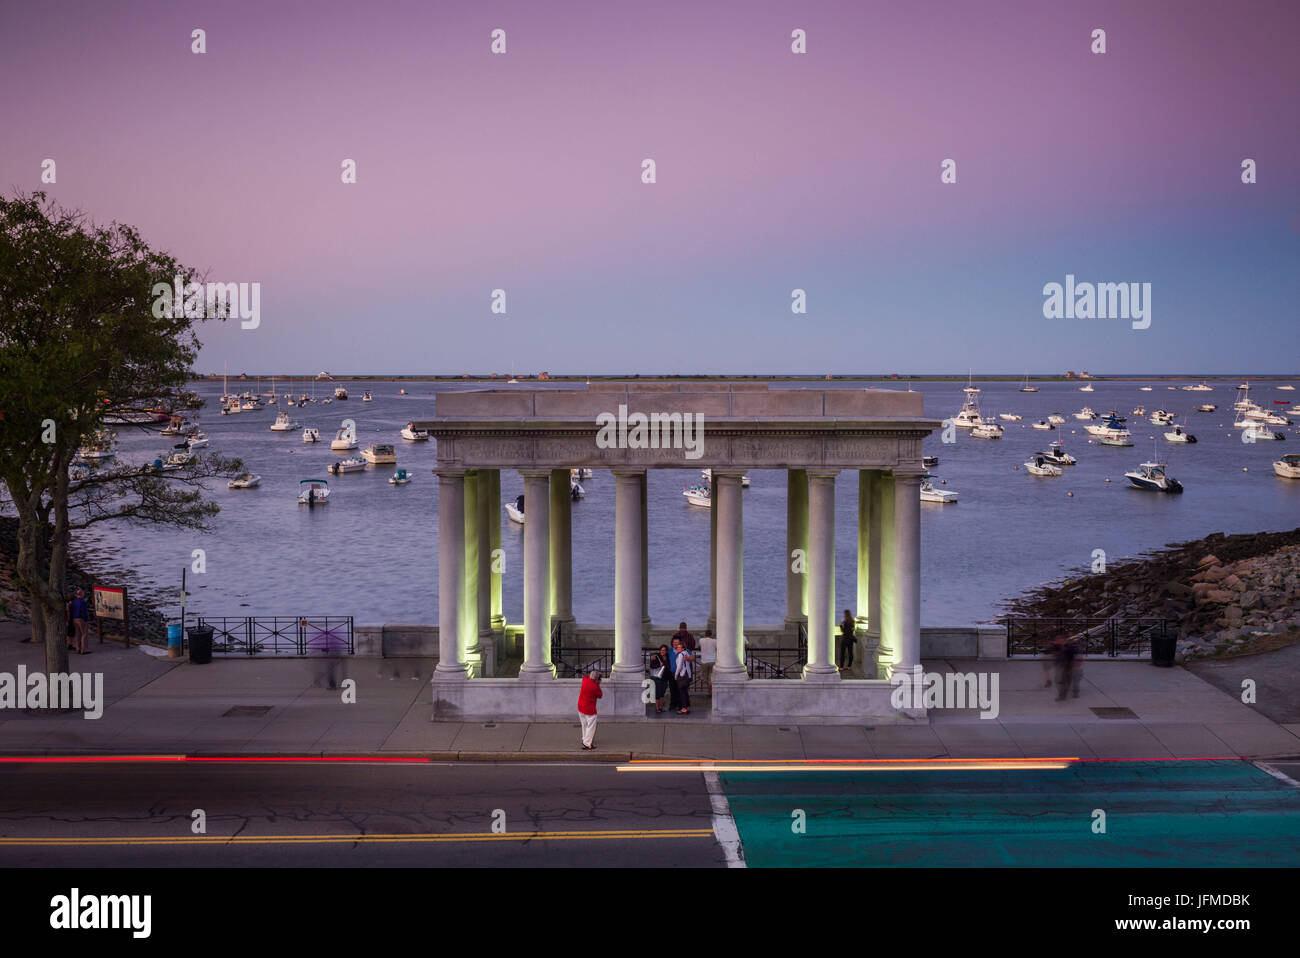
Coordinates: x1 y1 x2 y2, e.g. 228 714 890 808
1002 528 1300 661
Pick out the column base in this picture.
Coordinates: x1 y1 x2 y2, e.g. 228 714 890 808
433 662 468 678
517 664 557 681
710 665 748 684
802 664 842 682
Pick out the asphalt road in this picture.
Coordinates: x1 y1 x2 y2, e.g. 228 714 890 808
0 762 724 867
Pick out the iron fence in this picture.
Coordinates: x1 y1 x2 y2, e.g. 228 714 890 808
190 616 354 656
1004 617 1168 658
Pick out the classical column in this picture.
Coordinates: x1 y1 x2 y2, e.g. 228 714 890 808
866 470 883 645
804 471 840 678
708 471 718 632
488 469 503 630
519 471 554 678
640 471 651 640
435 469 468 677
890 472 923 675
476 470 492 644
462 470 479 666
612 470 645 681
785 469 808 632
878 472 898 673
713 473 746 683
549 468 573 629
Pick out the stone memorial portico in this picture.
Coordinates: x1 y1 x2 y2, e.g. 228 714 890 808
421 383 939 724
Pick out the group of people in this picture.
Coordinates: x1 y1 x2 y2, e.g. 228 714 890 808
17 587 91 654
648 622 716 715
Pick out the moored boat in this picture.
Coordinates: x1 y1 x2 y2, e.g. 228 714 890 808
228 473 261 489
970 420 1004 439
919 475 958 502
302 428 320 443
400 422 429 441
1039 440 1076 465
683 482 711 507
330 427 357 451
1073 407 1097 421
1273 454 1300 478
1024 456 1062 477
505 494 526 523
361 443 397 465
329 456 366 474
1125 461 1183 493
1164 424 1197 443
389 468 412 485
298 478 330 505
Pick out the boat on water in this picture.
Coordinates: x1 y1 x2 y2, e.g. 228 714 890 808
298 479 330 506
1197 404 1217 412
302 428 320 443
1098 433 1134 447
952 375 984 428
361 443 397 465
1085 412 1128 437
970 420 1004 439
1047 414 1066 425
400 422 429 441
919 475 958 502
1126 461 1183 494
330 427 357 451
241 399 261 411
1164 424 1197 443
334 386 349 400
1240 420 1285 441
683 482 711 507
1024 456 1062 477
571 467 594 480
921 456 939 468
160 415 197 436
1031 419 1055 430
1073 407 1097 421
186 433 210 449
1039 440 1077 465
1279 385 1296 392
1018 372 1038 393
1139 386 1153 391
570 478 585 500
1149 409 1175 425
701 468 750 487
398 388 408 395
322 397 332 404
1273 454 1300 478
1237 382 1252 391
389 468 412 485
1184 382 1214 391
162 450 193 471
1079 383 1095 392
362 391 373 402
228 473 261 489
329 457 366 474
505 494 526 523
270 411 298 431
998 413 1022 422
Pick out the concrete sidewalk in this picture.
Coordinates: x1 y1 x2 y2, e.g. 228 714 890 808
2 625 1298 760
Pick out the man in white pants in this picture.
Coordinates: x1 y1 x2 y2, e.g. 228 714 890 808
577 668 602 750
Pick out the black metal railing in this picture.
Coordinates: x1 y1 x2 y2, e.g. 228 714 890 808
1004 617 1168 658
548 636 810 681
190 616 354 655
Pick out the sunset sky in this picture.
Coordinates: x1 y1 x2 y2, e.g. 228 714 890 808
4 0 1296 375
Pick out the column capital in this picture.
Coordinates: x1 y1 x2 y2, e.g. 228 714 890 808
808 469 841 480
610 467 647 479
520 469 552 480
435 467 467 479
894 470 926 483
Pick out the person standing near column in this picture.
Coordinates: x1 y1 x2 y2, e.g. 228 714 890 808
697 629 716 693
672 637 694 715
838 609 857 672
578 669 602 749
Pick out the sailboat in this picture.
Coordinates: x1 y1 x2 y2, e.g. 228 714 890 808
1019 371 1038 393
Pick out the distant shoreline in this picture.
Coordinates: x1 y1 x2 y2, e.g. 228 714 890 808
190 373 1300 384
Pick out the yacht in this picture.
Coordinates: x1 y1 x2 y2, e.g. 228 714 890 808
1279 385 1296 392
1233 388 1257 411
1125 461 1183 494
683 482 712 507
330 428 357 451
1237 382 1252 391
400 422 429 441
1047 414 1066 425
505 494 526 523
1018 372 1038 393
1149 410 1175 426
221 399 241 415
302 428 321 443
1273 454 1300 478
701 468 750 487
1031 419 1055 430
1073 407 1098 421
1039 440 1077 465
1164 424 1197 443
970 420 1004 439
227 473 261 489
398 388 408 395
298 479 330 506
76 430 116 461
1240 421 1285 441
1086 412 1128 437
1024 455 1063 477
1197 404 1217 412
389 468 412 485
270 411 297 431
1187 382 1213 391
361 443 397 465
241 399 260 411
998 413 1022 422
329 457 366 474
334 386 349 400
919 476 958 502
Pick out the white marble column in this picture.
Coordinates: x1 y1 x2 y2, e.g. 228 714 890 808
613 469 645 681
713 473 746 683
488 469 503 630
878 472 898 673
462 470 479 666
476 471 492 638
708 472 718 632
804 471 840 679
519 471 554 679
866 470 883 645
435 469 467 677
548 468 573 629
640 471 651 639
890 472 923 675
785 469 808 631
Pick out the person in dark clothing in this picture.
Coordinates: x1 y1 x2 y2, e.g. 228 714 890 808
69 589 90 654
666 641 681 711
1055 635 1082 700
649 644 671 713
837 609 856 671
673 621 695 652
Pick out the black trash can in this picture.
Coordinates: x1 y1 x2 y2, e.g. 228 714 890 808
187 625 214 665
1150 633 1176 667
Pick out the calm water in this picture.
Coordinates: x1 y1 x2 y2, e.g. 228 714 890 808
77 379 1300 628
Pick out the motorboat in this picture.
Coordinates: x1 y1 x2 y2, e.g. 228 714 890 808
1079 383 1095 392
921 456 939 468
1024 456 1062 477
361 443 397 465
330 427 357 451
241 399 260 411
228 473 261 489
160 416 197 436
919 475 958 502
570 478 585 500
162 450 193 471
322 398 332 404
1273 454 1300 478
1183 383 1213 391
1047 414 1066 425
1197 404 1217 412
701 468 749 487
270 411 298 431
1031 419 1055 430
571 467 594 480
1241 421 1285 441
1149 410 1175 425
334 386 348 400
953 377 983 428
329 457 366 474
1073 407 1097 421
1132 405 1145 416
302 428 320 443
683 482 711 507
998 413 1022 422
1018 372 1038 393
1085 412 1128 437
76 430 116 461
1139 386 1153 391
362 391 373 402
1237 382 1252 391
398 388 408 395
1098 433 1134 447
298 479 330 506
1039 440 1076 466
970 420 1004 439
400 422 429 441
1125 462 1183 493
1164 424 1197 443
505 494 526 524
221 400 241 415
186 433 210 449
389 468 412 485
1233 388 1256 411
1279 385 1296 391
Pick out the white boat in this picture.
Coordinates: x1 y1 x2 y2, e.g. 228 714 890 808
322 397 332 404
334 386 348 400
1039 440 1077 465
270 411 297 431
329 457 366 474
1132 405 1146 416
1186 382 1213 391
1079 384 1094 392
1197 404 1217 412
1018 372 1038 393
952 375 984 428
505 495 526 523
1139 386 1153 391
361 443 397 465
1148 410 1175 426
1279 385 1296 392
389 468 412 485
1047 414 1066 425
160 416 197 436
1232 388 1256 411
1073 407 1097 421
998 413 1022 422
76 430 116 461
1098 434 1134 447
919 476 958 502
228 473 261 489
400 422 429 441
970 420 1004 439
683 482 711 507
921 456 939 468
362 391 373 402
1024 456 1062 477
1237 382 1251 391
1085 413 1128 437
1164 424 1197 443
570 468 593 480
241 399 260 411
1241 421 1285 441
1031 419 1055 430
186 434 210 449
570 479 585 500
701 468 749 487
298 478 330 506
1125 461 1183 494
398 388 408 395
1273 454 1300 478
221 400 241 415
330 427 357 451
162 450 193 470
302 428 320 443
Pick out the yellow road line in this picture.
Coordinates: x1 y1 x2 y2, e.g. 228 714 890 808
0 829 714 847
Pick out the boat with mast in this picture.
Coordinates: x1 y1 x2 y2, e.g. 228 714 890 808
1018 371 1038 393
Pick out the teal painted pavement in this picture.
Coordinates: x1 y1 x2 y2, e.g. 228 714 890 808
722 761 1300 867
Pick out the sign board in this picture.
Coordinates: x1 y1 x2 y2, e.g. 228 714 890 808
93 586 126 621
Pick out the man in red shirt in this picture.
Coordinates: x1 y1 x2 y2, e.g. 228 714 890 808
578 669 602 750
